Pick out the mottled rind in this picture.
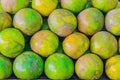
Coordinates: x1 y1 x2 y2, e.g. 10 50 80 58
30 30 59 57
1 0 29 14
61 0 87 13
0 54 12 79
45 53 74 79
48 9 77 37
0 12 12 31
0 28 25 58
92 0 118 12
75 53 103 79
105 55 120 79
32 0 58 16
90 31 117 59
78 8 104 36
13 8 43 36
105 9 120 36
63 32 89 59
13 51 44 79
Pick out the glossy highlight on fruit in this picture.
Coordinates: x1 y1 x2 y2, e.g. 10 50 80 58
13 8 43 36
45 53 74 79
105 9 120 36
32 0 58 16
75 53 103 79
63 32 89 59
1 0 29 14
30 30 59 57
13 51 44 79
48 9 77 37
0 28 25 58
78 8 104 36
90 31 117 59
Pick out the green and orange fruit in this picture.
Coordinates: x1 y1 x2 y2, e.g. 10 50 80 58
0 54 12 79
32 0 58 16
13 8 43 36
1 0 29 14
90 31 117 59
45 53 74 79
105 9 120 36
0 12 12 31
30 30 59 57
105 55 120 79
0 28 25 58
78 8 104 35
75 53 103 79
61 0 87 13
63 32 89 59
48 9 77 37
92 0 118 12
13 51 44 79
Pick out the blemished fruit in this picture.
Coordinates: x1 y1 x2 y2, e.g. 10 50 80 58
0 28 25 58
61 0 87 13
32 0 58 16
105 9 120 36
75 53 103 79
13 51 44 79
45 53 74 79
30 30 59 57
0 54 12 79
92 0 118 12
48 9 77 37
63 32 89 59
13 8 43 36
78 8 104 36
105 55 120 79
1 0 29 14
90 31 117 59
0 12 12 31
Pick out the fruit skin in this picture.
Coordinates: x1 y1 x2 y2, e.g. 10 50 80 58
90 31 117 59
92 0 118 12
45 53 74 79
32 0 58 16
0 12 12 31
1 0 29 14
63 32 89 59
13 8 43 36
0 54 12 79
116 2 120 8
119 38 120 53
105 9 120 36
30 30 59 57
105 55 120 79
75 53 103 79
78 8 104 36
48 9 77 37
61 0 87 13
0 28 25 58
13 51 44 79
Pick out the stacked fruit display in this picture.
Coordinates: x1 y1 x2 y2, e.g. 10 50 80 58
0 0 120 79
